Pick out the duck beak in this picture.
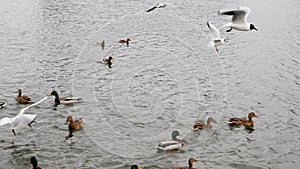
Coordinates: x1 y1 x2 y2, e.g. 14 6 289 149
179 133 183 136
112 57 115 62
255 115 258 118
138 167 142 169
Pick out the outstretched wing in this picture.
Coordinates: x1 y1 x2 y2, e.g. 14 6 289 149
146 5 157 12
219 7 251 23
18 96 48 116
0 117 15 126
207 22 221 39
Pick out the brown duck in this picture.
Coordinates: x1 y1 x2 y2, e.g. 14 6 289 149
227 112 258 128
16 89 33 104
173 157 198 169
192 117 217 131
66 116 84 138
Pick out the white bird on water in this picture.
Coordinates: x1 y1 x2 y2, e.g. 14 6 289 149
207 22 226 53
0 96 48 136
219 7 258 32
146 3 167 12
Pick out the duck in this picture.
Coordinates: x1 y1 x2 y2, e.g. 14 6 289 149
192 116 217 131
227 112 258 129
131 164 142 169
119 38 131 46
101 56 115 69
66 115 84 138
0 102 6 108
96 40 105 50
0 96 48 135
16 89 33 104
219 7 258 32
31 156 42 169
207 22 227 53
146 3 167 12
157 130 183 153
48 91 82 105
173 157 198 169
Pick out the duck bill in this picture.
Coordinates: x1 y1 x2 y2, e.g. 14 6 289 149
138 167 142 169
254 28 258 31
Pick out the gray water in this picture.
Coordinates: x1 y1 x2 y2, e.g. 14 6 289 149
0 0 299 168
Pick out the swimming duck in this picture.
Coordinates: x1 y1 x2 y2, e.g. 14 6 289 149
0 102 6 108
119 38 131 46
227 112 258 128
131 164 142 169
31 156 42 169
173 157 198 169
66 115 84 138
0 96 48 135
16 89 33 104
192 116 217 131
146 3 167 12
101 56 115 69
157 130 183 153
48 91 82 105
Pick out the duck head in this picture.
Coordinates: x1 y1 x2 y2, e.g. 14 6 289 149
171 130 182 141
66 116 73 124
188 157 198 168
17 89 22 96
248 112 258 119
31 156 38 168
131 164 142 169
48 91 59 98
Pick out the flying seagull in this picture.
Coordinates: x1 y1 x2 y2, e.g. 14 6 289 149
207 22 226 53
0 96 48 136
146 3 166 12
219 7 258 32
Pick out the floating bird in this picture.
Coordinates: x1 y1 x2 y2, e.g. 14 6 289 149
0 102 6 108
16 89 33 104
146 3 167 12
101 56 115 69
66 115 84 138
219 7 258 32
31 156 42 169
227 112 258 130
96 41 105 50
0 96 47 136
119 38 131 46
131 164 142 169
157 130 183 153
48 91 82 105
173 157 198 169
207 22 226 53
192 116 217 131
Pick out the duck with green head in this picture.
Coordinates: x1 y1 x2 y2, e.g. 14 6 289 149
48 91 82 105
157 130 184 153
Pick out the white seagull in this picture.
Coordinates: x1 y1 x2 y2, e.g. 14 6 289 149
207 22 226 53
0 96 48 136
219 7 258 32
146 3 167 12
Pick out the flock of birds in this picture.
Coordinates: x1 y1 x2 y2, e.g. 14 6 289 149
0 2 259 169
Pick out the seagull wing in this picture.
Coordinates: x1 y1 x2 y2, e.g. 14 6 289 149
0 117 15 126
18 96 48 116
12 114 37 128
146 6 157 12
219 7 251 24
207 22 221 39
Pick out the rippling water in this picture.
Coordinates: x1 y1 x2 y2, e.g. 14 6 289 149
0 0 299 168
